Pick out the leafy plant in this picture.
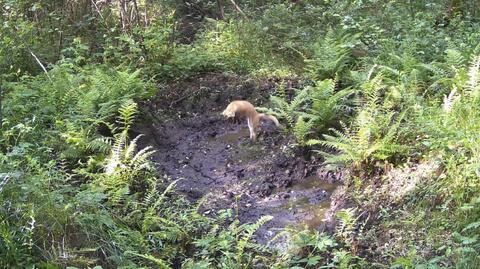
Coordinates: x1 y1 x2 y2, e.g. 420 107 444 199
311 74 409 168
260 82 312 129
305 30 361 80
307 78 355 132
185 214 273 268
335 208 359 247
98 101 155 205
293 116 315 147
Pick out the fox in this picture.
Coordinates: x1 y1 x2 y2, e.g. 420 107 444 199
221 100 280 141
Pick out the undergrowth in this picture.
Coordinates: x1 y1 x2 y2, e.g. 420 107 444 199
2 0 480 268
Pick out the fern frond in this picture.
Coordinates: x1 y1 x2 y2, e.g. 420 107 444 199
445 49 465 67
86 136 113 153
118 100 138 131
150 180 178 211
105 131 127 175
443 87 461 113
124 251 172 269
306 139 322 146
290 87 310 111
293 116 315 146
236 215 273 263
466 55 480 97
125 134 144 160
143 182 158 208
131 146 156 167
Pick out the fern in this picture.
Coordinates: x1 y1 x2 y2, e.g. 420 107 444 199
443 87 460 113
312 74 409 167
335 208 359 247
445 49 465 68
125 134 143 160
99 101 158 207
236 215 273 264
261 78 353 149
308 78 355 132
105 131 127 175
125 251 172 269
86 136 112 153
143 180 179 232
466 55 480 99
260 85 313 129
305 30 359 80
293 116 315 147
118 100 138 131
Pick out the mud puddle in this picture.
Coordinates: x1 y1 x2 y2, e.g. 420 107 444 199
136 73 342 245
136 112 341 245
273 176 340 230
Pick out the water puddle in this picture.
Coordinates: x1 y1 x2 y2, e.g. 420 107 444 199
298 199 333 229
290 176 339 193
276 176 341 230
215 128 250 143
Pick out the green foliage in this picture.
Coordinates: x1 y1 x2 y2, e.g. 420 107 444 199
335 208 359 248
185 214 273 268
100 102 156 205
293 116 315 147
305 31 360 80
266 83 312 129
276 223 366 269
307 78 355 132
281 229 337 268
3 0 480 268
0 89 275 268
260 78 354 147
2 60 151 164
259 82 319 147
311 74 410 167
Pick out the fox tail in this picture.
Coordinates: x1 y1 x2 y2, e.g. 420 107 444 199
258 113 280 127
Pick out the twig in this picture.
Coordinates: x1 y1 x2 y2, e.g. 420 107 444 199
170 94 187 108
91 0 105 21
118 0 126 32
90 0 109 29
229 0 247 18
30 51 51 81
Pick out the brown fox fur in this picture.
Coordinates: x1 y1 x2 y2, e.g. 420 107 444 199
221 100 280 141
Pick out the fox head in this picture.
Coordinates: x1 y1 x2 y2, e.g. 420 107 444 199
221 108 235 118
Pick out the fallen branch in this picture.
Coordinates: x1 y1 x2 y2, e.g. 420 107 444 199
30 51 51 81
229 0 248 18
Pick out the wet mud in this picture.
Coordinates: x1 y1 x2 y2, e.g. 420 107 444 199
136 73 344 244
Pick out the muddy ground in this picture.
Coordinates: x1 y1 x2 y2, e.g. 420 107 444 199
135 73 345 245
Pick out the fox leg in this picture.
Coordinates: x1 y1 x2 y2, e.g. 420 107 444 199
247 117 256 141
252 118 258 141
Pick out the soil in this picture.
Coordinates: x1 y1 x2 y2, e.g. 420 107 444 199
135 73 345 245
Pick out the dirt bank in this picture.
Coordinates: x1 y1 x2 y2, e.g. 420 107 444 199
135 73 345 244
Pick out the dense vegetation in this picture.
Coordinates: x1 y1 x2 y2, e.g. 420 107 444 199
1 0 480 268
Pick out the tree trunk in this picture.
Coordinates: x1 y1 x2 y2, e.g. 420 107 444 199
217 0 225 19
144 0 149 26
118 0 126 32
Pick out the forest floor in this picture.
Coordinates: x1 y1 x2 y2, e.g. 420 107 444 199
135 73 346 245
